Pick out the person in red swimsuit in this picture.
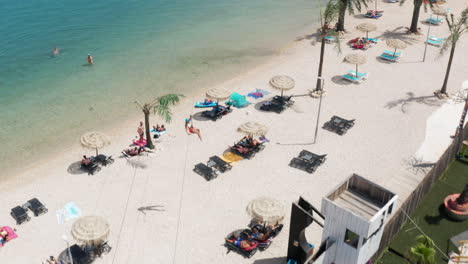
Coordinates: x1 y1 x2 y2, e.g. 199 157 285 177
185 116 202 141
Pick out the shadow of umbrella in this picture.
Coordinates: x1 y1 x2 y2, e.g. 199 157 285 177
254 100 274 112
191 111 211 122
331 75 352 85
67 161 87 175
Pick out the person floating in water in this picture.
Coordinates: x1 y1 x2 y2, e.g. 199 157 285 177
87 54 94 64
53 46 59 56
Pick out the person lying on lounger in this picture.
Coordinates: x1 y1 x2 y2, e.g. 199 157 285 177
81 155 92 166
244 135 260 147
225 236 257 250
250 223 283 241
123 147 144 156
153 124 166 132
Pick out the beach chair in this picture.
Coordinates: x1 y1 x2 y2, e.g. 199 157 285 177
365 11 383 19
383 50 402 56
207 155 232 173
364 37 379 43
260 96 294 114
227 93 249 108
230 144 256 160
342 73 368 83
194 100 217 108
81 161 101 175
325 36 337 43
224 231 259 258
289 157 320 174
426 36 445 46
299 150 327 165
425 17 444 25
193 163 218 181
10 206 30 225
70 244 92 264
323 115 355 135
347 71 368 78
201 105 232 121
94 154 114 166
26 198 48 217
387 0 399 3
379 53 400 62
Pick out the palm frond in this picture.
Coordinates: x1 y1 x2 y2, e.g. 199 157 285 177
152 93 184 123
328 30 343 54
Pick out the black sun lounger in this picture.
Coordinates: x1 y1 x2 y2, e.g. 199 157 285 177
260 96 294 113
70 244 92 264
201 105 232 121
323 115 355 135
207 156 232 173
27 198 48 217
225 231 259 258
11 206 30 225
194 163 218 181
298 150 327 165
289 158 320 174
94 154 114 166
81 162 101 175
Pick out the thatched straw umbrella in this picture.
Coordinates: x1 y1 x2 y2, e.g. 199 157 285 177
343 53 367 76
71 216 110 246
431 5 447 19
246 197 285 225
355 22 377 39
386 39 407 57
238 122 268 136
270 75 295 97
206 87 231 100
80 131 110 156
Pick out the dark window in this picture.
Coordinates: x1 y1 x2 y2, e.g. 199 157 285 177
388 203 394 215
344 229 360 248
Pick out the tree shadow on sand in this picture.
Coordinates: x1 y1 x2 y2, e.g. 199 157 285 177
403 156 436 175
374 26 422 46
67 161 87 175
191 111 211 122
385 92 443 113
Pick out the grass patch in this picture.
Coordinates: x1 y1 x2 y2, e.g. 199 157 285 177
377 160 468 264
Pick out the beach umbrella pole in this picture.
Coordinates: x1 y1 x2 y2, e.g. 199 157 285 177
422 23 432 62
355 64 358 76
393 48 397 57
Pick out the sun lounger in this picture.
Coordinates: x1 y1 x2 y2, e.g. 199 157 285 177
323 115 355 135
365 11 383 19
289 157 320 174
207 155 232 173
298 150 327 165
325 36 337 43
260 96 294 113
347 71 368 78
425 17 444 25
195 100 217 108
387 0 399 3
193 163 218 181
383 50 402 56
426 36 446 46
201 105 232 121
81 161 101 175
224 231 259 258
94 154 114 166
364 37 379 43
379 53 400 62
70 244 91 264
342 73 368 83
11 206 30 225
27 198 48 217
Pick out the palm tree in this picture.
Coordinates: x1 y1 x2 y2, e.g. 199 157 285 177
135 94 183 149
336 0 369 32
315 0 342 92
438 7 468 96
400 0 425 34
409 235 436 264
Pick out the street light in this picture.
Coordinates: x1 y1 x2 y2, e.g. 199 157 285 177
313 77 325 144
62 235 74 264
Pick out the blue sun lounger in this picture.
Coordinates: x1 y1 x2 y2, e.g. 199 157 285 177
383 50 402 56
426 36 446 46
380 53 400 62
325 36 337 43
425 17 444 25
347 71 368 78
342 72 368 83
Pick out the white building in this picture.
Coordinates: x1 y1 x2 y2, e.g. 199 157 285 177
316 174 398 264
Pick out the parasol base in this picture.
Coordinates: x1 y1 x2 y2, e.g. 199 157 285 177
433 90 450 99
310 89 328 98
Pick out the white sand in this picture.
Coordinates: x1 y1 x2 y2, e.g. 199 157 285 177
1 1 468 263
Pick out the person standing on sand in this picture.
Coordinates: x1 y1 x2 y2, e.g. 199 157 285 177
137 121 144 139
87 54 93 64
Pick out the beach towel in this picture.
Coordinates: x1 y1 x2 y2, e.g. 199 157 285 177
150 129 168 136
248 89 271 99
133 138 147 147
0 226 18 247
222 152 244 165
64 202 82 221
259 136 270 143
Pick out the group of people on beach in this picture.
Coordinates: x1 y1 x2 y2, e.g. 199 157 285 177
52 46 93 64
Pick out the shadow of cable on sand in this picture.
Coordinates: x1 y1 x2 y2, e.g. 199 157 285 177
384 92 443 113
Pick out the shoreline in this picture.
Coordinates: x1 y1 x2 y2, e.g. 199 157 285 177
0 26 313 187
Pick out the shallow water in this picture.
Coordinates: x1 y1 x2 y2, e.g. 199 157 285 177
0 0 320 177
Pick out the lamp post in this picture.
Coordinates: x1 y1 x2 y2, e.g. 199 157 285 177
313 77 325 144
62 235 74 264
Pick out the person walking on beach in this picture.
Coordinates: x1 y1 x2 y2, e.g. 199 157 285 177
87 54 93 64
137 121 144 139
53 46 59 56
185 116 202 141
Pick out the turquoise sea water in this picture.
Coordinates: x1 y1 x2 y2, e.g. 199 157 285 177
0 0 320 177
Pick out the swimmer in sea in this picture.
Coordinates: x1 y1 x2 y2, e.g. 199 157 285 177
53 47 59 56
87 54 93 64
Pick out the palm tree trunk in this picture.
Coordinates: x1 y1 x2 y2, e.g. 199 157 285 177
316 35 327 91
409 0 423 33
144 110 154 149
441 42 457 94
337 0 347 32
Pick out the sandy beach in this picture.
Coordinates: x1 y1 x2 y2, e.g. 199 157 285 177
1 1 467 263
